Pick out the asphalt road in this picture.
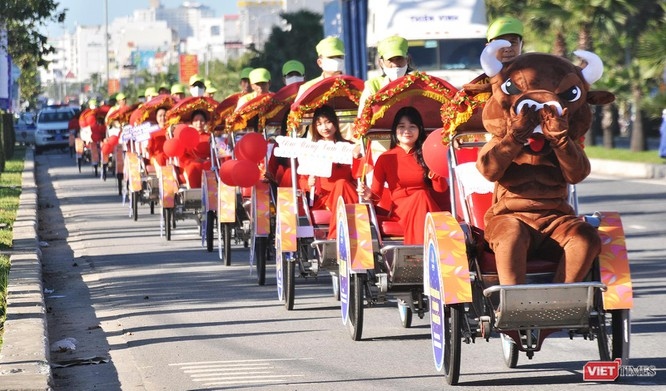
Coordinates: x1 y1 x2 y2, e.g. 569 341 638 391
36 150 665 390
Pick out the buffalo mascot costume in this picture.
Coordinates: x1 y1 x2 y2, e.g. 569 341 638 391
474 40 615 285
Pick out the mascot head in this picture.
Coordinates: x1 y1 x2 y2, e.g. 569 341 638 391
480 40 615 155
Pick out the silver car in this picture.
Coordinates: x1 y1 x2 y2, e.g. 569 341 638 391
14 112 37 145
35 106 75 153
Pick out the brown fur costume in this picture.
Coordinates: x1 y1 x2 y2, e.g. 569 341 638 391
475 47 615 285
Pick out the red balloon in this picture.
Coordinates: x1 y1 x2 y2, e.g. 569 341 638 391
422 129 450 178
86 115 96 127
235 132 267 163
219 159 239 186
106 135 119 148
232 160 261 187
175 125 199 149
163 138 185 158
101 142 112 155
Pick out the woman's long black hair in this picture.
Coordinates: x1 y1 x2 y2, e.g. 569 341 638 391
390 106 431 187
311 105 344 142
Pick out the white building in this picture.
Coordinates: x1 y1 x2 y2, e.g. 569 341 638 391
239 0 326 50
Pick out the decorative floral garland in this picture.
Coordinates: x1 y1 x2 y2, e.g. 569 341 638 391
225 93 275 132
440 79 491 143
353 72 455 138
287 78 361 133
166 99 218 129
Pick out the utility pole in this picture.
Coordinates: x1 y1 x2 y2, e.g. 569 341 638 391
105 0 110 91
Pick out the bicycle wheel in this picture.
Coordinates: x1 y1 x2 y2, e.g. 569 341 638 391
284 255 295 310
165 208 173 241
255 237 267 286
132 192 138 221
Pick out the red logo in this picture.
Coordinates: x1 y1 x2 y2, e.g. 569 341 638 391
583 358 621 381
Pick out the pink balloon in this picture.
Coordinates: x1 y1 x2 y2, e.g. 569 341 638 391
232 160 261 187
422 129 449 178
235 132 267 163
219 159 239 186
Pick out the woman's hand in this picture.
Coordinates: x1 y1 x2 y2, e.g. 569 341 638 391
357 182 373 202
352 144 362 158
308 175 316 188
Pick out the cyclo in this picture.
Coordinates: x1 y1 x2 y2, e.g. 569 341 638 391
274 75 364 310
76 106 108 177
421 50 632 384
219 83 301 285
335 72 457 339
201 92 256 266
158 96 219 241
121 96 175 221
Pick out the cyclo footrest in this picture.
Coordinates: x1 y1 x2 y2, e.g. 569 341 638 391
380 245 422 286
483 282 606 330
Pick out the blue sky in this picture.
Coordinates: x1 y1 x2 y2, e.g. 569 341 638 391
45 0 239 34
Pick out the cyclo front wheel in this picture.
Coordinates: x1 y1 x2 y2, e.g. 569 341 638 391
443 304 462 385
205 211 215 252
255 237 267 286
347 273 365 341
284 254 295 311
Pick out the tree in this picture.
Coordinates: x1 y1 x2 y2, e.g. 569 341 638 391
250 10 323 90
0 0 66 107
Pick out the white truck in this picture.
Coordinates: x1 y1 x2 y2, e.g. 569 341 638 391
366 0 488 88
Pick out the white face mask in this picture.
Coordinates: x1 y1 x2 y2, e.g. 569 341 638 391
383 65 408 81
320 57 345 73
285 75 305 86
190 86 205 97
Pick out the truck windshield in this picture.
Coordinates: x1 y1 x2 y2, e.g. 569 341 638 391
408 38 487 71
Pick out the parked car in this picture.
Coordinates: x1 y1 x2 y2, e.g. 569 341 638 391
35 106 76 153
14 112 37 145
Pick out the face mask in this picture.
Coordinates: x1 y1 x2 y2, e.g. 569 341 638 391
383 65 408 81
285 75 305 86
321 57 345 73
190 86 205 97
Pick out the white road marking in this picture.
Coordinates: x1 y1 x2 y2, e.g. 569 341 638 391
170 358 312 387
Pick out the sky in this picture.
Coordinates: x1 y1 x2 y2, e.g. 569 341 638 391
45 0 239 35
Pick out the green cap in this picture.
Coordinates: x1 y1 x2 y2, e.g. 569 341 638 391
377 35 408 59
144 87 157 98
205 79 218 93
282 60 305 76
316 36 345 57
115 92 126 101
240 67 253 79
189 74 205 86
487 16 524 41
249 68 271 84
88 99 98 108
158 82 170 91
171 83 186 94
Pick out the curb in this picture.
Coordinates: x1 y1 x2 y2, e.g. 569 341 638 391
590 158 666 179
0 149 52 390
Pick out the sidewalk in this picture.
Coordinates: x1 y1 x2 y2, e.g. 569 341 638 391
0 149 663 390
0 149 51 390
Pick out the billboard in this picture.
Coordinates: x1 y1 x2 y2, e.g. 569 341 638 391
179 54 199 85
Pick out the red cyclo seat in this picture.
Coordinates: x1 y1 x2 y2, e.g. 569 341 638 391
311 209 331 225
467 192 493 230
478 250 559 274
377 215 404 237
241 187 252 198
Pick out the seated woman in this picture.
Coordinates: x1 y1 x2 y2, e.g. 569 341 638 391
146 107 169 166
307 105 359 239
179 110 211 188
359 106 450 245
